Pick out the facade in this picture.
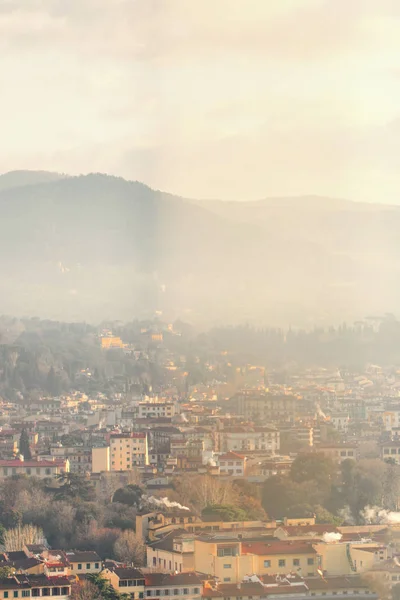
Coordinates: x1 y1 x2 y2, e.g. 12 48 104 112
194 537 318 582
234 391 297 422
312 444 358 463
65 550 102 574
217 452 246 476
110 432 149 470
0 575 71 599
92 446 110 472
102 567 145 598
0 458 68 479
144 572 202 600
50 444 92 474
219 427 280 454
381 440 400 463
138 403 176 419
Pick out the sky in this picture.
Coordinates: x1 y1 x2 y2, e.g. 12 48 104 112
1 0 400 201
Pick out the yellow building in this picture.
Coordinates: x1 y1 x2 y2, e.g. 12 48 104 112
314 541 388 576
101 336 124 349
194 537 318 582
110 432 149 470
101 567 145 597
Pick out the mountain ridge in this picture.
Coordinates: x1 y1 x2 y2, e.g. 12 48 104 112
0 170 399 326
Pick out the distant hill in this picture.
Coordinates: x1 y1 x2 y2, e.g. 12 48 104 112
0 170 66 192
0 172 400 326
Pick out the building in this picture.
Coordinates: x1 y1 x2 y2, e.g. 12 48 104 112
381 440 400 463
101 336 125 349
194 536 318 582
217 452 246 476
0 458 69 479
92 446 110 472
138 402 176 419
147 530 195 573
144 572 202 600
0 574 71 599
312 443 358 463
219 427 280 454
50 444 92 474
102 566 145 598
203 575 377 600
65 550 102 574
110 432 149 470
234 391 297 422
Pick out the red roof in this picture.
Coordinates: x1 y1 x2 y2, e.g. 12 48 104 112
0 459 66 467
219 452 245 461
241 541 317 556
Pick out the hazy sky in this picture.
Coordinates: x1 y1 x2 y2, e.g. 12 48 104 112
1 0 400 201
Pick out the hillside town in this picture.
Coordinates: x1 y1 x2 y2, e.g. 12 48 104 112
0 321 400 598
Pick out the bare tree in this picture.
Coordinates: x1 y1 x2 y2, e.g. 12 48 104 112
4 524 45 551
113 530 145 565
70 580 101 600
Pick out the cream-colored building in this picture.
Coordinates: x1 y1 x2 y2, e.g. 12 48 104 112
92 446 110 472
110 432 149 470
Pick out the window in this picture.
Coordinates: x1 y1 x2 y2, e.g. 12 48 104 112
26 468 31 475
223 564 231 569
307 558 314 565
4 594 9 599
278 559 286 567
146 592 151 597
153 558 157 567
95 563 99 569
223 578 231 582
45 468 51 475
293 559 300 566
139 594 144 599
13 593 18 599
3 468 7 475
165 591 169 597
86 563 91 569
264 560 271 567
183 590 189 596
174 590 179 596
194 589 200 594
78 564 82 570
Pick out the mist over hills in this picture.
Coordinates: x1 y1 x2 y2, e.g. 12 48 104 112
0 170 399 326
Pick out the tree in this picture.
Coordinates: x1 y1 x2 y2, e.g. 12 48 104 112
55 472 95 501
18 429 32 460
112 485 143 507
71 580 101 600
0 566 15 580
290 453 336 488
113 530 145 565
86 574 121 600
4 524 44 551
202 504 247 522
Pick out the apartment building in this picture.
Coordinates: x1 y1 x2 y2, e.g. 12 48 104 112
50 444 92 474
219 427 280 453
110 432 149 470
234 391 297 422
138 402 176 419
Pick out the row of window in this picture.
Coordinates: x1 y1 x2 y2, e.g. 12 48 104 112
3 588 70 598
71 562 100 570
262 558 314 567
145 589 200 596
221 592 370 600
383 448 400 454
3 467 54 476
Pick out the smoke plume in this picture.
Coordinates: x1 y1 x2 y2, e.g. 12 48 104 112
322 532 343 543
145 495 190 511
361 505 400 524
